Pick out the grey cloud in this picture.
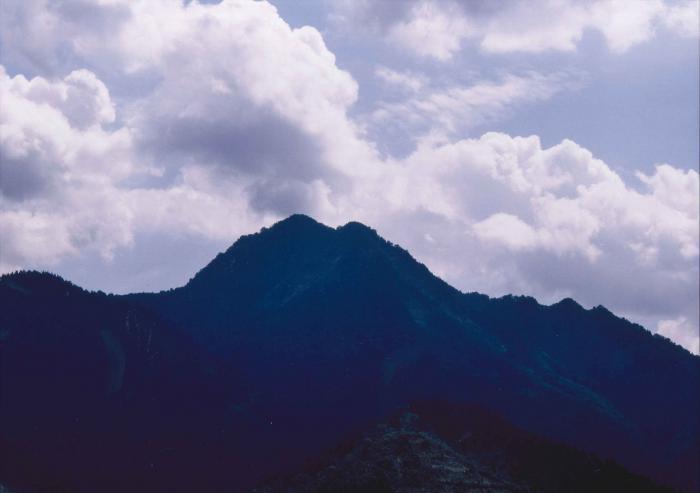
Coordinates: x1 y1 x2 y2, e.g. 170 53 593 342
142 110 325 181
0 0 130 76
453 0 519 16
248 178 322 215
52 0 132 27
516 244 699 324
330 1 418 32
331 0 517 33
0 148 54 201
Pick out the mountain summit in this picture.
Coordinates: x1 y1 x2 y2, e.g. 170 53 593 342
1 215 698 492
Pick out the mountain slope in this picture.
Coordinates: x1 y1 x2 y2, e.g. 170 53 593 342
255 402 673 493
1 215 698 492
0 272 245 492
129 214 699 492
254 410 530 493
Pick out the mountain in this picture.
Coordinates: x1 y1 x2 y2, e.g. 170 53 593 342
0 271 245 492
1 214 698 492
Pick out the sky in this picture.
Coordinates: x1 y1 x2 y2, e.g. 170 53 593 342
0 0 698 353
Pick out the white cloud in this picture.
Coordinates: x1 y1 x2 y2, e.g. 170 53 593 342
375 66 426 93
0 61 273 272
0 66 133 198
477 0 669 55
369 70 585 145
0 66 137 270
657 317 700 354
662 0 700 37
473 213 539 250
332 0 699 59
636 163 700 222
0 0 132 75
587 0 666 54
355 134 698 352
387 1 471 60
0 0 376 269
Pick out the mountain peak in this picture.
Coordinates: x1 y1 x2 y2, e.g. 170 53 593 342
337 220 379 237
270 213 323 229
266 215 380 242
552 297 583 311
254 213 333 241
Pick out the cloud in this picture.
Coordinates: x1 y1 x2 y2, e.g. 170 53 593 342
662 0 700 37
473 213 539 250
0 66 126 195
0 63 258 272
360 133 698 351
0 65 138 270
477 0 667 54
657 317 700 354
368 70 585 142
387 2 471 60
0 0 375 268
331 0 699 59
375 66 426 93
114 0 374 216
0 0 132 75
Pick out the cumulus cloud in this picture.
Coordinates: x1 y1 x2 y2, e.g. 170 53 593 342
473 213 539 251
0 66 137 270
361 133 698 352
0 60 265 273
0 0 375 268
114 0 375 219
331 0 699 59
0 66 132 198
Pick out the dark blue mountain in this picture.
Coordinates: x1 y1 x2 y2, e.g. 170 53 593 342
0 271 246 492
1 214 698 492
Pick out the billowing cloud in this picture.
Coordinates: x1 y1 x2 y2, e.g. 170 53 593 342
0 66 128 199
0 66 137 269
0 0 697 353
361 134 698 352
113 0 380 225
0 0 374 271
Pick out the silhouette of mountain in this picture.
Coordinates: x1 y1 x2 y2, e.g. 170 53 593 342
0 271 245 492
1 215 698 492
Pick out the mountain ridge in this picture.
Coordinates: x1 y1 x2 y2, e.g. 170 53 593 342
123 213 694 357
120 215 700 492
1 214 698 492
